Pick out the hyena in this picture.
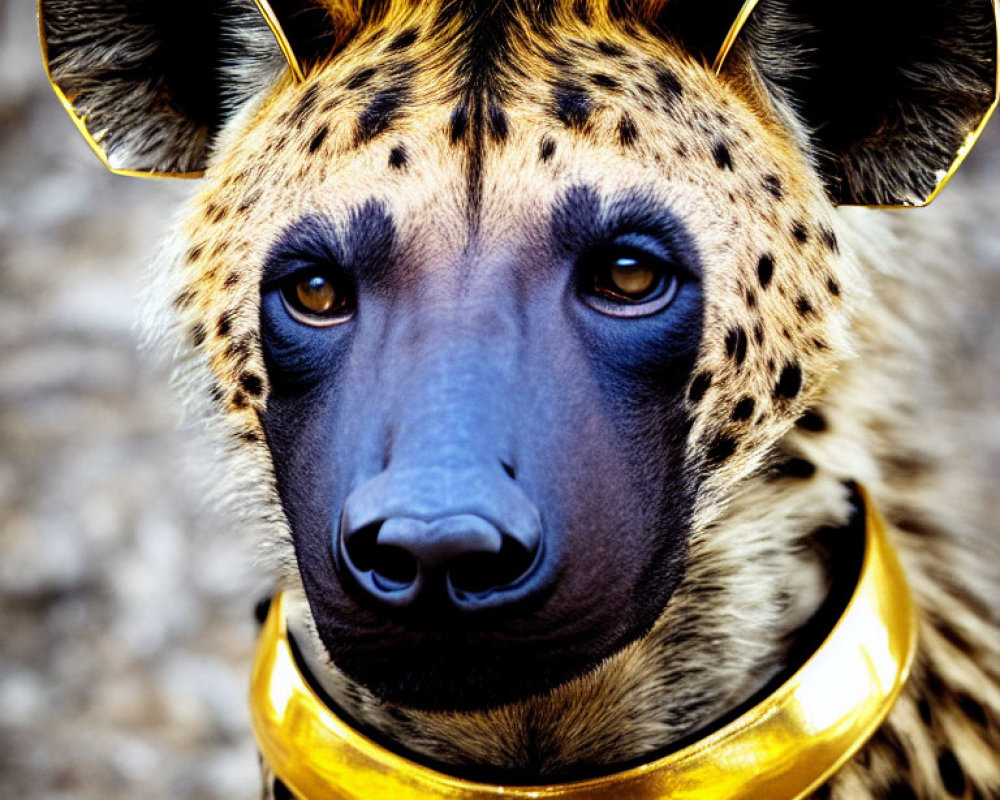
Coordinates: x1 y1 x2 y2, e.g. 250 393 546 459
41 0 1000 797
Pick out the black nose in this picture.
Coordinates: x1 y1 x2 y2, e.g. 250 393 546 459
336 468 546 613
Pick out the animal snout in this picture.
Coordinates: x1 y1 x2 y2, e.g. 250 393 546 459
337 467 547 613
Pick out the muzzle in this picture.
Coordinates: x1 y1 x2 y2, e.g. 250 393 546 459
250 487 916 800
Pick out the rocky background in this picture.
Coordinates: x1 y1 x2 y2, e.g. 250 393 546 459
1 2 999 799
1 2 264 798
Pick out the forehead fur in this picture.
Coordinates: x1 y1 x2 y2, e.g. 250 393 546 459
170 1 853 512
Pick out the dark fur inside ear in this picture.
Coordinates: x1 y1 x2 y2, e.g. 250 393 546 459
42 0 286 175
264 0 353 72
735 0 997 206
642 0 751 66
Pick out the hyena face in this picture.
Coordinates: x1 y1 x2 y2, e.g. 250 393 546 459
43 0 997 777
184 8 845 713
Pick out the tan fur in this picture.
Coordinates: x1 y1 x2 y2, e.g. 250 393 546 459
67 0 999 796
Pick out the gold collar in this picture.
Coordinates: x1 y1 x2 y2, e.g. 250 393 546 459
250 490 917 800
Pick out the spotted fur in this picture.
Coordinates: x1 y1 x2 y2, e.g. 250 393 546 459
43 0 1000 796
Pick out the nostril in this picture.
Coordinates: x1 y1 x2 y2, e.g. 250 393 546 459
501 460 517 480
448 536 537 598
344 522 419 590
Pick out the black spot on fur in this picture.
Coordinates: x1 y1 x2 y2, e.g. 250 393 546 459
936 619 977 656
231 391 248 409
597 39 626 57
731 396 756 421
821 227 840 253
880 730 910 771
540 137 556 162
893 513 946 539
488 103 509 141
345 66 377 90
618 114 639 147
764 174 784 199
958 693 988 727
688 371 712 404
240 373 264 397
225 335 253 365
655 67 683 104
190 323 207 348
792 221 809 244
308 124 329 154
273 777 292 800
706 434 738 465
449 104 469 143
917 696 933 725
591 73 620 90
777 457 816 478
389 145 408 169
357 85 409 144
216 310 235 337
937 749 966 796
173 290 195 310
885 783 918 800
795 409 827 432
239 429 260 444
796 295 814 316
757 254 774 288
713 142 733 170
294 82 321 119
388 27 419 51
775 363 802 399
827 277 841 296
254 595 273 625
724 327 748 365
753 323 765 345
554 84 592 128
744 287 757 308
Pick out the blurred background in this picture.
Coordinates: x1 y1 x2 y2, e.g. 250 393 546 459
1 2 263 798
2 1 999 798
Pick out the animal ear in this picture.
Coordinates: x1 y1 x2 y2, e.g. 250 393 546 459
716 0 999 207
39 0 302 177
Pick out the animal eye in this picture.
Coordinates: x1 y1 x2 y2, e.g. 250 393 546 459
582 244 680 317
280 271 354 326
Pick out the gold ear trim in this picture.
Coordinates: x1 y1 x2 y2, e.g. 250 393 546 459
37 2 205 179
712 0 760 74
253 0 306 84
712 0 1000 208
39 0 304 179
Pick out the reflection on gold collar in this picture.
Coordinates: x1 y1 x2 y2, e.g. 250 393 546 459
250 488 917 800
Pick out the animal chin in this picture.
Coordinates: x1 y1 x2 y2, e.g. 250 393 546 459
307 582 669 711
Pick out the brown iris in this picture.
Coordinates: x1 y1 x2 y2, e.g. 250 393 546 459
605 257 658 299
296 275 338 314
581 241 681 318
281 272 353 326
593 253 666 303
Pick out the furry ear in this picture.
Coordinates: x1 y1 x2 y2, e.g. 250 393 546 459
40 0 294 177
722 0 999 206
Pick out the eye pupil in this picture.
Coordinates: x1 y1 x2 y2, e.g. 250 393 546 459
609 259 657 297
580 240 682 318
279 270 354 327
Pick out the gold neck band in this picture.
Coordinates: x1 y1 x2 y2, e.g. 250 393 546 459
250 489 917 800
